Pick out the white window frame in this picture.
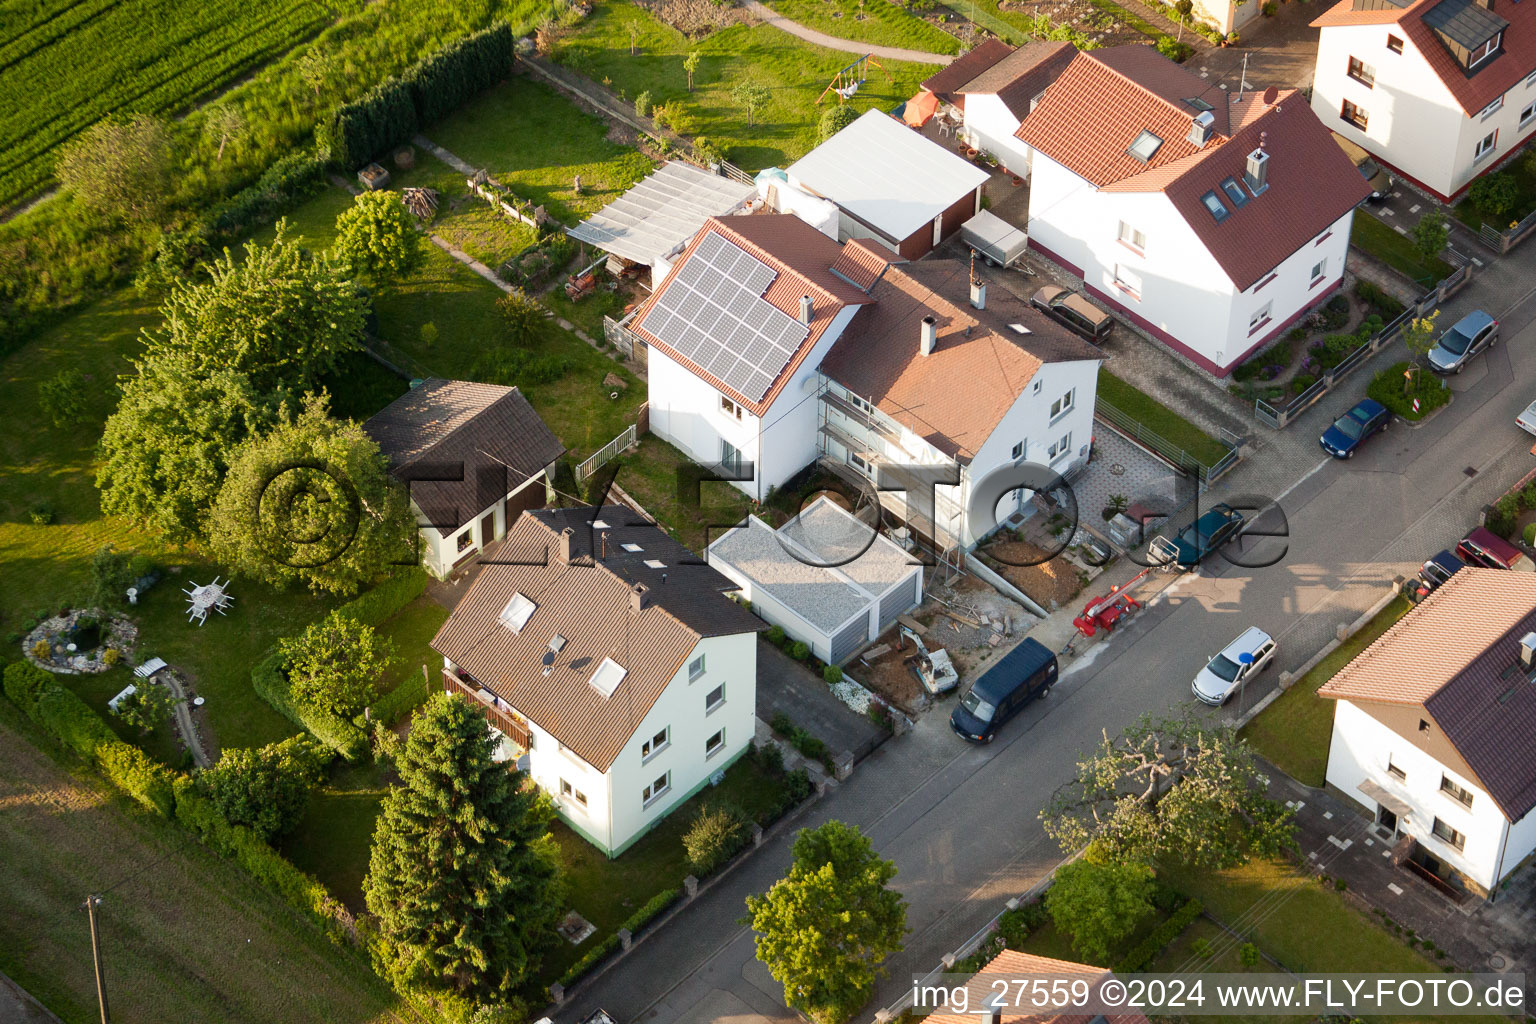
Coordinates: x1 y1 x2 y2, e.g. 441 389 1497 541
1309 258 1327 285
1031 379 1042 394
720 395 743 420
641 726 670 762
1047 432 1072 462
705 728 725 759
688 654 706 681
705 684 725 714
1116 220 1146 252
1010 441 1024 460
1049 389 1075 422
1469 32 1501 69
1475 130 1497 162
1249 301 1273 334
642 772 671 808
1527 69 1536 88
1112 264 1142 300
1522 101 1536 127
560 778 588 809
848 451 872 476
1481 94 1504 120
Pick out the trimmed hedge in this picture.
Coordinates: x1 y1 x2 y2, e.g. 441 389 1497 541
251 648 369 761
2 661 53 718
35 685 118 759
558 933 621 989
200 151 327 239
622 887 680 935
1113 898 1204 973
365 668 430 727
98 741 176 817
336 567 430 626
316 22 513 169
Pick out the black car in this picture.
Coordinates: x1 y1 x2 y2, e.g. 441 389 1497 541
1320 398 1390 459
951 638 1058 743
1030 285 1114 343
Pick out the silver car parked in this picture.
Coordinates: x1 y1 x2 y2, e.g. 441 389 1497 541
1428 310 1498 374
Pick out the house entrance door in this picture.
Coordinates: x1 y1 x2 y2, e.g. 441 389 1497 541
480 512 496 548
1378 805 1398 834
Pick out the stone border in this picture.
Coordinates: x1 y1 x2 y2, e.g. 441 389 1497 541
21 609 136 676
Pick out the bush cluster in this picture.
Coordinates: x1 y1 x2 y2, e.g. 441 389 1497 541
1354 280 1405 320
769 711 832 768
1366 361 1450 423
251 648 370 760
996 900 1049 949
98 741 177 817
1485 477 1536 538
1231 338 1294 383
1112 899 1204 973
684 803 750 876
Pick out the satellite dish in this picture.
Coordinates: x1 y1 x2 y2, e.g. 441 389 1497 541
1238 651 1255 665
1261 86 1278 106
541 652 555 667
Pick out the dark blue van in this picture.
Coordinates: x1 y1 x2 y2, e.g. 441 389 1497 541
950 637 1058 744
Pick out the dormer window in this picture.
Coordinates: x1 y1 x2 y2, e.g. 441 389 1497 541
1469 30 1502 68
1127 130 1163 163
1422 0 1507 71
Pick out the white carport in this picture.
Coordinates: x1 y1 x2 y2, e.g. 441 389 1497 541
566 161 755 287
707 497 922 665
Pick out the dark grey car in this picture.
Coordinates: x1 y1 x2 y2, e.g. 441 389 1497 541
1428 310 1498 374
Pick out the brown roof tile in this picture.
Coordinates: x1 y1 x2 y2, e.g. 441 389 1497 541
430 507 762 772
362 379 565 536
926 950 1150 1024
922 38 1016 103
821 260 1099 462
830 237 900 291
628 215 874 416
958 41 1078 118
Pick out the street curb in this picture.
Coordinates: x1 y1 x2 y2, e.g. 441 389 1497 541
1396 390 1453 430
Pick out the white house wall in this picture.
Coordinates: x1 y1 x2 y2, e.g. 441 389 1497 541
1220 207 1355 364
1326 699 1512 892
963 95 1035 177
1312 23 1536 198
413 472 548 578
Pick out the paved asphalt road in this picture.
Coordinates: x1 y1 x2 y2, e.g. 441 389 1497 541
564 252 1536 1024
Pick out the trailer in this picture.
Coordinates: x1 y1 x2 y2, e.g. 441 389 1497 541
960 209 1029 269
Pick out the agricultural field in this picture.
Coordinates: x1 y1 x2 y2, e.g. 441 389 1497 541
0 710 417 1024
0 0 357 206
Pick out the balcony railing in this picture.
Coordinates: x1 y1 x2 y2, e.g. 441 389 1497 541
444 667 530 749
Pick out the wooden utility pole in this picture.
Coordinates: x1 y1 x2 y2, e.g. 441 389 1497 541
83 894 109 1024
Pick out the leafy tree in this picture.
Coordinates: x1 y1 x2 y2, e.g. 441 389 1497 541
296 47 334 102
1402 310 1439 377
208 394 414 595
38 367 89 427
684 50 702 92
1410 210 1449 266
732 80 771 127
1040 716 1295 869
745 821 907 1024
819 104 859 143
96 350 284 543
111 680 180 736
1469 172 1519 221
1173 0 1194 39
203 104 248 163
279 609 397 717
141 222 365 396
199 735 329 841
497 288 543 346
54 114 172 221
332 191 424 289
1045 858 1155 964
365 693 563 1000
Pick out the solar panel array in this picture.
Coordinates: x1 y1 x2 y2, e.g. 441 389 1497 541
642 232 810 402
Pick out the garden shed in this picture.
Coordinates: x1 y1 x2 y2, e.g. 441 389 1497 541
566 160 755 288
706 496 922 664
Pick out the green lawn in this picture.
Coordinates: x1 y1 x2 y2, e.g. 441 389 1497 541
544 752 800 982
1239 596 1410 787
543 276 633 341
425 75 658 226
557 2 940 170
1095 369 1231 470
282 757 394 913
1350 213 1453 286
606 435 758 553
387 149 542 269
764 0 962 54
1147 917 1308 1024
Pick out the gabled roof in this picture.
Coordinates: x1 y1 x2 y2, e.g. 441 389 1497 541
362 379 565 536
921 38 1015 102
958 40 1079 119
1319 569 1536 821
565 160 754 266
820 259 1101 462
431 506 763 772
1020 48 1370 290
628 215 874 416
785 109 991 242
1312 0 1536 116
927 950 1150 1024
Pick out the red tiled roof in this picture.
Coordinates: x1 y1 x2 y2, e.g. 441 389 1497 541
1020 49 1371 289
821 260 1099 462
957 41 1078 118
926 950 1150 1024
628 215 874 416
830 237 900 290
1313 0 1536 116
922 38 1015 103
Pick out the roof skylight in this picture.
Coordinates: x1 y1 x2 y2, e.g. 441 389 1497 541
621 543 644 552
589 657 628 698
1008 323 1032 334
498 592 537 632
644 559 668 569
1220 177 1249 208
1127 130 1164 163
1183 97 1215 112
1201 190 1231 223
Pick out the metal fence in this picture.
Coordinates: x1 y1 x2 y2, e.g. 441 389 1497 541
1479 205 1536 254
1094 399 1242 484
717 160 755 187
575 424 638 484
1251 263 1474 429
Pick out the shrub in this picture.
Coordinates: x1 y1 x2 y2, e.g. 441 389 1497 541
1523 522 1536 547
1232 338 1293 382
89 545 137 608
771 711 794 735
1190 937 1212 957
1113 899 1203 973
559 933 622 988
1155 36 1193 61
30 640 50 661
1469 172 1520 220
98 741 176 817
39 368 89 427
765 625 786 646
622 887 680 935
1367 361 1450 421
497 288 544 345
199 151 326 240
634 90 653 118
788 641 810 661
3 661 54 717
753 740 785 775
367 671 431 727
1354 279 1405 320
35 685 118 759
818 104 859 142
198 735 331 841
683 803 750 876
102 648 121 667
1322 294 1350 329
997 901 1048 950
822 664 843 685
279 611 395 719
27 501 55 525
251 648 369 760
1290 373 1317 395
